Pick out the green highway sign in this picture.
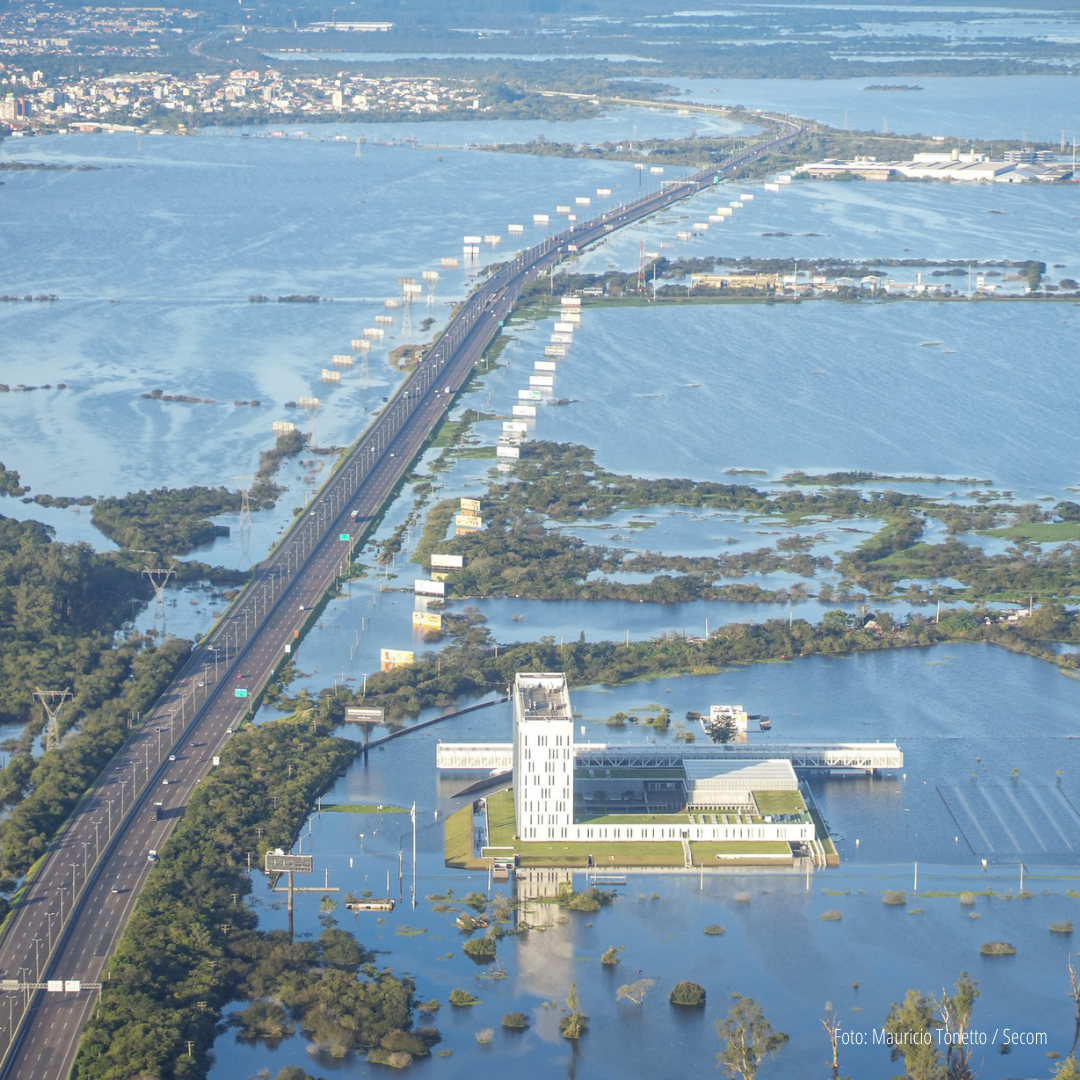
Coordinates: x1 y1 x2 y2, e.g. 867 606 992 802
339 533 350 541
234 688 248 698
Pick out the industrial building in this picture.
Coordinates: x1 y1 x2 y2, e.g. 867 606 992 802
466 673 817 848
798 148 1074 183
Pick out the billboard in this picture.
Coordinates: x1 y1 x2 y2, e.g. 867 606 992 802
561 296 581 307
456 525 480 536
503 421 528 433
543 347 566 358
534 361 557 372
497 445 521 459
345 707 386 724
460 497 481 513
456 514 482 529
381 648 415 671
430 553 464 570
519 388 544 399
414 579 446 596
512 405 536 418
412 611 443 630
550 333 573 344
530 375 554 388
265 852 313 874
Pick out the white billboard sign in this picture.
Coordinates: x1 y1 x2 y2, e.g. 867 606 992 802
430 553 464 570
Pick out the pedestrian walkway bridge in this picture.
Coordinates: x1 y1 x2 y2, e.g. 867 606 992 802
435 741 903 774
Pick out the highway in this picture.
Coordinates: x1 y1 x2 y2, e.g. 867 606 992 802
0 118 802 1080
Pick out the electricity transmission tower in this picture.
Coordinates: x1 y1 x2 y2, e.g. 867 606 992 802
143 567 176 630
35 687 72 752
232 475 254 530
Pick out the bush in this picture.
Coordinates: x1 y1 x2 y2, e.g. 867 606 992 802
381 1030 438 1056
475 1028 494 1044
600 946 623 965
1051 922 1074 934
449 989 479 1006
567 892 601 912
883 891 906 906
959 892 976 906
819 910 842 921
703 924 725 935
463 935 497 962
734 892 751 904
275 1068 314 1080
980 941 1016 955
366 1049 413 1068
669 981 706 1006
502 1012 530 1029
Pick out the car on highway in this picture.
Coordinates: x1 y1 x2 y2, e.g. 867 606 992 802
147 850 157 863
168 754 176 762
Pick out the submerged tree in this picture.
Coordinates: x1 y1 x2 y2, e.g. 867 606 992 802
616 979 654 1006
716 997 789 1080
560 982 589 1040
938 972 979 1080
883 989 944 1080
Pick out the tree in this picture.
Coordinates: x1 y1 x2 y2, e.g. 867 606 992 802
821 1004 842 1079
1054 1057 1080 1080
560 983 588 1039
716 997 789 1080
616 979 654 1006
883 990 945 1080
938 972 978 1080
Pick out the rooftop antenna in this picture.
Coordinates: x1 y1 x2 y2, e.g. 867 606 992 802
35 687 72 753
354 138 362 158
637 239 646 294
297 396 321 448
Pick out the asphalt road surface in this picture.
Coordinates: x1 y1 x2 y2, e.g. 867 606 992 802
0 120 802 1080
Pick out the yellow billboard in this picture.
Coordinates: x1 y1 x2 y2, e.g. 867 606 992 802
460 497 481 513
412 611 443 630
380 648 415 672
456 514 482 529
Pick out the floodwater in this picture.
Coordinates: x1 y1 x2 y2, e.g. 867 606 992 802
3 78 1080 1080
220 644 1080 1080
663 73 1080 142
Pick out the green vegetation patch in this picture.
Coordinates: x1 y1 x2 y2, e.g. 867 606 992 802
752 791 808 815
690 841 792 865
985 522 1080 542
980 941 1017 955
444 804 487 871
91 486 244 556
